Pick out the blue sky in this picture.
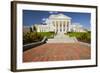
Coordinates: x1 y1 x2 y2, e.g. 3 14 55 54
23 10 91 29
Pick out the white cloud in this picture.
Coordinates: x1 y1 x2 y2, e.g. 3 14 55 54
42 18 46 21
49 11 53 14
42 18 49 24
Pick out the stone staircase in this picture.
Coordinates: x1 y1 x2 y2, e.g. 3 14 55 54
47 33 77 43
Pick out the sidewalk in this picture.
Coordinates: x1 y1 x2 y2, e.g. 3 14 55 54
23 43 91 62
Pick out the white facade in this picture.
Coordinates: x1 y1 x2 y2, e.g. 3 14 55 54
46 13 71 33
35 24 50 32
71 23 87 32
31 13 86 33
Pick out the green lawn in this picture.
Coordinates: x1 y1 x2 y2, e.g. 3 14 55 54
66 32 83 37
38 32 55 38
66 32 91 43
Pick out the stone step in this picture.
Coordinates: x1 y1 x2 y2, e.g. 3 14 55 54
54 36 68 39
47 38 77 43
47 34 78 43
54 35 67 37
47 40 76 43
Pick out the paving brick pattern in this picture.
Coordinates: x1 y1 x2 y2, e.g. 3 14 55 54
23 43 91 62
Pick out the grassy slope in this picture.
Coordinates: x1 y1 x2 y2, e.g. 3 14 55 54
66 32 91 43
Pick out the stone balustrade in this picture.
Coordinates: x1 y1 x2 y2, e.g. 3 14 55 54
23 37 47 51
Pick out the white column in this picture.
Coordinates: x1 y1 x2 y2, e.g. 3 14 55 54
59 21 61 33
61 21 63 32
68 20 71 31
62 21 64 32
56 21 58 32
54 20 56 33
58 21 59 33
60 21 62 32
67 21 69 32
65 21 67 33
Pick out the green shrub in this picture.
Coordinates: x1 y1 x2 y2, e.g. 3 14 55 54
23 32 43 45
23 31 55 45
77 32 91 43
67 32 91 43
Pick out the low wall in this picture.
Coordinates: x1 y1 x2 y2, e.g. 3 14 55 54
23 37 47 51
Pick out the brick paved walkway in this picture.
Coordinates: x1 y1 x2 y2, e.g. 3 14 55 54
23 43 91 62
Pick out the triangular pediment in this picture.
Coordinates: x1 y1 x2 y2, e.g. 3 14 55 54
49 13 71 19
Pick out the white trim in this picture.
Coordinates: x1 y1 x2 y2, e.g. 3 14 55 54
17 3 96 70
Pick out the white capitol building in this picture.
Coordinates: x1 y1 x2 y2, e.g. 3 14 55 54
24 13 87 33
23 13 88 43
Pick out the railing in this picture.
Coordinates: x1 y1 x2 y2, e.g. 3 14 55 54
23 37 47 51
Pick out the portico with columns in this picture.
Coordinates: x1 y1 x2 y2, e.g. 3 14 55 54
47 13 71 34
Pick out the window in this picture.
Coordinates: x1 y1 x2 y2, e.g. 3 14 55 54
67 21 69 25
60 24 62 27
63 29 65 31
64 24 65 28
60 29 62 32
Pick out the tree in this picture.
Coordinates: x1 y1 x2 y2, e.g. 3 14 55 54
33 25 37 32
30 27 33 32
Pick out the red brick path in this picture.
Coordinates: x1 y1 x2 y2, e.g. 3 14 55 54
23 43 91 62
